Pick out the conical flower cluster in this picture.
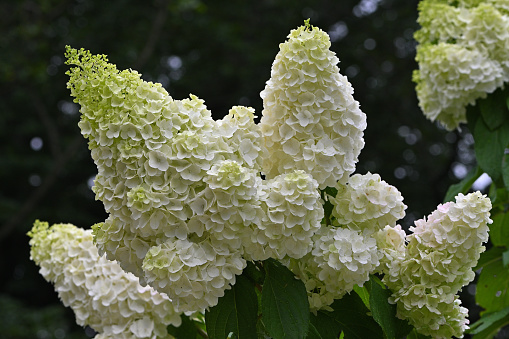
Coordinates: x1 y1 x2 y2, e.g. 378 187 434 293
414 0 509 129
259 20 366 188
28 221 181 339
382 192 492 338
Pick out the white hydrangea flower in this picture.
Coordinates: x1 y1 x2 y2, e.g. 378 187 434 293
193 159 263 248
414 0 509 129
373 224 407 275
141 236 246 313
28 221 181 339
244 170 324 261
259 21 366 188
383 192 492 338
216 106 266 170
288 226 380 312
330 172 406 234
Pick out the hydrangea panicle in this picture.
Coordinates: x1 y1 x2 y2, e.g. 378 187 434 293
414 0 509 129
383 192 492 338
259 20 366 188
28 221 181 339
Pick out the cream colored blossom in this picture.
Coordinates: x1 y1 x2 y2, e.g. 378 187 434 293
383 192 492 338
28 221 181 339
414 0 509 129
330 172 406 234
288 226 380 311
259 21 366 188
244 170 324 261
141 236 246 313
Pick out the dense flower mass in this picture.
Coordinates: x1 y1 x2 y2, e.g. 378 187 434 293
330 172 406 234
259 20 366 188
383 192 492 338
56 21 494 339
28 221 181 339
288 226 380 311
414 0 509 129
64 19 366 313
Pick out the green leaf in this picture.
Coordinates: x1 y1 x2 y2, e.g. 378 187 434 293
322 186 338 226
479 87 509 131
167 314 198 339
489 187 509 209
306 322 324 339
244 260 265 285
368 276 413 339
489 212 509 247
469 306 509 338
261 259 309 339
476 255 509 313
466 101 481 133
503 153 509 189
353 284 370 309
310 310 342 339
503 249 509 268
473 116 509 182
205 275 258 339
406 328 432 339
443 165 483 203
315 292 383 339
475 246 507 271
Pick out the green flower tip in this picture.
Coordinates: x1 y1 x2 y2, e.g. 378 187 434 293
27 219 49 239
304 18 311 30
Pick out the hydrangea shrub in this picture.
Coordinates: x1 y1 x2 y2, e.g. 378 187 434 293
28 20 497 339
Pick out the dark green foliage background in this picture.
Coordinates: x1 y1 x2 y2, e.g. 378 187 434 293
0 0 475 337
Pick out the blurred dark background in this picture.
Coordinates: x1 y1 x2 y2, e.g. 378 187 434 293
0 0 483 337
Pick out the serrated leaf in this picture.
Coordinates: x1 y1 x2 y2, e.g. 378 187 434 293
368 276 413 339
443 165 483 203
261 259 309 339
317 292 383 339
469 306 509 338
473 116 509 182
167 314 198 339
479 87 509 131
490 212 509 247
205 275 258 339
476 256 509 313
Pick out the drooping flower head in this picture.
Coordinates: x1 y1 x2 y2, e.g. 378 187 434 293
28 221 181 339
414 0 509 129
259 20 366 188
383 192 492 338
